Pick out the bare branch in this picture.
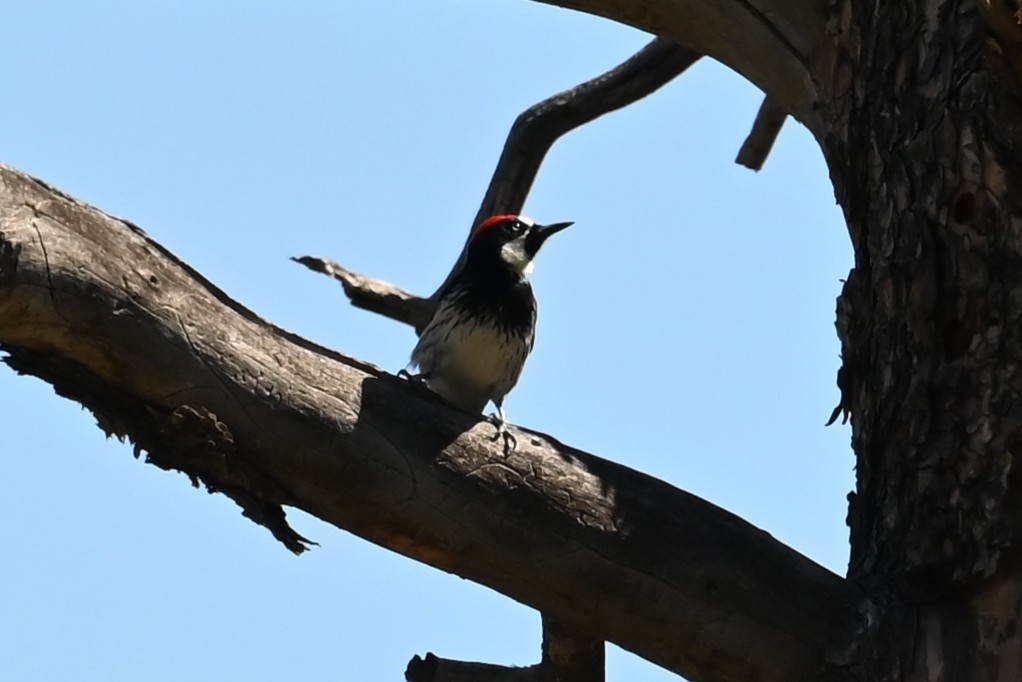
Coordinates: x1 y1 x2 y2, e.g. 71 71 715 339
297 0 835 328
406 653 538 682
295 38 699 326
0 163 861 682
291 255 433 332
468 37 699 233
407 614 604 682
533 0 833 134
428 37 699 302
735 95 788 171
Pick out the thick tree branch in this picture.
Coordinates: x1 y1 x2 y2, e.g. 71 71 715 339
534 0 833 135
0 163 861 682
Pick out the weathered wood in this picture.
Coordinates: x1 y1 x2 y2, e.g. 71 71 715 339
0 163 860 682
735 96 788 171
292 255 432 331
405 599 605 681
532 0 831 132
817 1 1022 679
540 614 604 682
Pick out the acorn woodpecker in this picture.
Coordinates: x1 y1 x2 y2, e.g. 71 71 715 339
408 214 573 442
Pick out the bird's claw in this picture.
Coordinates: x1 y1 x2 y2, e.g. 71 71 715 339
489 414 517 456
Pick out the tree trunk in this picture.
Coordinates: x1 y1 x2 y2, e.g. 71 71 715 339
822 1 1022 679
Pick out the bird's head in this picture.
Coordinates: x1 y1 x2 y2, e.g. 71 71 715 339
469 214 573 275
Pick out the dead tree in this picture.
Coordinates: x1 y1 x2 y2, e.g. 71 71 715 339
3 1 1022 681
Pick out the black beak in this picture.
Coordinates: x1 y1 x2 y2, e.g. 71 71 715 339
525 221 573 256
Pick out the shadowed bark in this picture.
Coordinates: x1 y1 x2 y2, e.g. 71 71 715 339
405 616 604 682
0 163 859 682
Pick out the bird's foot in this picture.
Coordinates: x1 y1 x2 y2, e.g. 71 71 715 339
489 413 517 456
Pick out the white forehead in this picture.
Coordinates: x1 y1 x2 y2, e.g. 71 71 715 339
517 216 536 228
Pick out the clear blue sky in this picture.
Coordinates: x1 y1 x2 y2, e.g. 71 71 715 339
0 3 852 681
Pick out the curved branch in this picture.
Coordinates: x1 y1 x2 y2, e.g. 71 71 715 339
429 37 699 302
534 0 833 133
468 37 699 233
0 163 860 682
296 38 699 330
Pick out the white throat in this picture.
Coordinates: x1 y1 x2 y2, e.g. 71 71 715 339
500 234 535 275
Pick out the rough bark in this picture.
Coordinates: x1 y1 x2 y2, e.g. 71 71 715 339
0 163 860 682
818 0 1022 679
521 0 1022 679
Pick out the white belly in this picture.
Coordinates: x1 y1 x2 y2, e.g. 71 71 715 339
412 316 531 413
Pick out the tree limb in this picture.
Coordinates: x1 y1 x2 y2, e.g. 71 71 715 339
406 614 604 682
533 0 833 135
464 36 699 241
428 37 700 303
0 163 860 682
299 0 835 327
295 38 699 330
291 255 433 332
735 95 788 171
406 653 538 682
540 614 604 682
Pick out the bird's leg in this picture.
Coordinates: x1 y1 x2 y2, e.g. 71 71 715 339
489 404 517 456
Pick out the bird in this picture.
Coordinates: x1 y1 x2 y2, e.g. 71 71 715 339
407 214 573 446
